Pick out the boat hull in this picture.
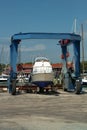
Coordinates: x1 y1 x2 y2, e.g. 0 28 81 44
32 73 54 88
82 79 87 85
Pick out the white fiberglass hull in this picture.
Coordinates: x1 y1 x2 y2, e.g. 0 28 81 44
32 73 54 87
32 73 54 82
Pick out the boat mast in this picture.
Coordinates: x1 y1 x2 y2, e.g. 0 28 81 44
73 18 77 34
81 24 84 74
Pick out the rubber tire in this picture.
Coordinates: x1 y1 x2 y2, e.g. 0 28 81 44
11 79 16 95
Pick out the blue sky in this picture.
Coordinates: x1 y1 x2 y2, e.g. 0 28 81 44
0 0 87 64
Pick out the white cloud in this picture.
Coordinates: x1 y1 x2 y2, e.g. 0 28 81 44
0 37 10 43
21 44 46 52
0 37 10 40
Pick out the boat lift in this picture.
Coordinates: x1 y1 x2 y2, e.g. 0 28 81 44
8 32 81 95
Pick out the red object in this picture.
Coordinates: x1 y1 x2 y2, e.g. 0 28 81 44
66 52 70 57
61 54 64 59
64 39 70 44
59 39 71 45
60 52 70 59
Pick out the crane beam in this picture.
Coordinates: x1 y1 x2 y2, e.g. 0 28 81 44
11 32 81 41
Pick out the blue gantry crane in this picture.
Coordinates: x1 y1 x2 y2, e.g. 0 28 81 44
8 32 81 95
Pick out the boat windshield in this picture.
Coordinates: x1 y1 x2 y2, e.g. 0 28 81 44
35 57 49 62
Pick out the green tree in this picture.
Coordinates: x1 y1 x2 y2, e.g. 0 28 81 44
80 61 87 73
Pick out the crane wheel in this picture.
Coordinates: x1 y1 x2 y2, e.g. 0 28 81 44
11 79 16 95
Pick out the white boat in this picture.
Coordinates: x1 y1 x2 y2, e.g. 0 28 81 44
0 73 9 82
82 76 87 85
31 57 54 88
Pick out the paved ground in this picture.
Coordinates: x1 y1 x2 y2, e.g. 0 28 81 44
0 89 87 130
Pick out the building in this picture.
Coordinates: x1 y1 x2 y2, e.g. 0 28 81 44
17 62 73 74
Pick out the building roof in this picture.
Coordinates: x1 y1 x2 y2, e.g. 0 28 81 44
52 63 62 68
22 62 73 70
22 63 32 69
